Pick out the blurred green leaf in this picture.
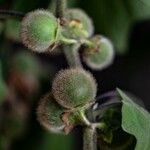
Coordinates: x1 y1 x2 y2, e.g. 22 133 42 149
5 19 21 42
36 132 75 150
81 0 150 54
12 51 40 76
125 0 150 20
118 89 150 150
0 136 8 150
0 22 4 34
0 61 7 103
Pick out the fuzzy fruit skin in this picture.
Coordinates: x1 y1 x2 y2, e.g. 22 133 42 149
52 68 97 109
37 93 65 134
21 10 59 53
62 8 94 40
83 35 114 70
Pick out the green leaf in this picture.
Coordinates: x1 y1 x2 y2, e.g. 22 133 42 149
36 132 74 150
117 89 150 150
125 0 150 20
5 19 21 42
81 0 150 54
82 0 131 54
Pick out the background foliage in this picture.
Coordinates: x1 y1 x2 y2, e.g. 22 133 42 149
0 0 150 150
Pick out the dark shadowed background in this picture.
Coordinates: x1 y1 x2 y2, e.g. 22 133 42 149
0 0 150 150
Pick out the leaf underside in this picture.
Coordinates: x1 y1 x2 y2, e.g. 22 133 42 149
117 89 150 150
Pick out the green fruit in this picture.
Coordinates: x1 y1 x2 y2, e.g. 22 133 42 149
37 93 65 134
62 8 94 40
83 35 114 70
52 68 97 109
21 9 59 52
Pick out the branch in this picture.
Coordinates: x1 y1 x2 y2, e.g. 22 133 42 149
56 0 67 19
83 126 97 150
63 43 82 68
0 10 25 19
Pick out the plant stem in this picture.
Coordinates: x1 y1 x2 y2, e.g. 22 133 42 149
48 0 57 14
80 39 94 48
56 0 67 18
63 43 82 68
0 10 24 19
83 126 97 150
60 37 77 44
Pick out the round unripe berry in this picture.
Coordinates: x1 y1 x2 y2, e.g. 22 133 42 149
37 93 65 134
20 10 59 52
52 68 97 109
62 8 94 40
83 35 114 70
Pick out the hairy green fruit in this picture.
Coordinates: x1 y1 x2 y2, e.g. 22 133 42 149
20 10 59 52
52 68 97 109
37 93 65 134
62 8 94 40
83 35 114 70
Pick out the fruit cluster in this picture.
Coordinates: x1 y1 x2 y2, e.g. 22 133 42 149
20 9 114 70
37 68 97 134
19 6 115 135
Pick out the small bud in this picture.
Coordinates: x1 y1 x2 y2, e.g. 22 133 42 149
52 68 97 109
83 35 115 70
62 8 94 40
20 9 59 52
37 93 66 134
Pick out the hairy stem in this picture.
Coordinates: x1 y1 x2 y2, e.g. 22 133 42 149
63 43 82 68
83 126 97 150
0 10 24 19
48 0 57 14
56 0 67 18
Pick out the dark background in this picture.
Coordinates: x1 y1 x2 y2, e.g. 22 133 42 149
0 0 150 150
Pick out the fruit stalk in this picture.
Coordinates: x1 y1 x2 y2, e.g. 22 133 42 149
63 44 82 68
83 126 97 150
